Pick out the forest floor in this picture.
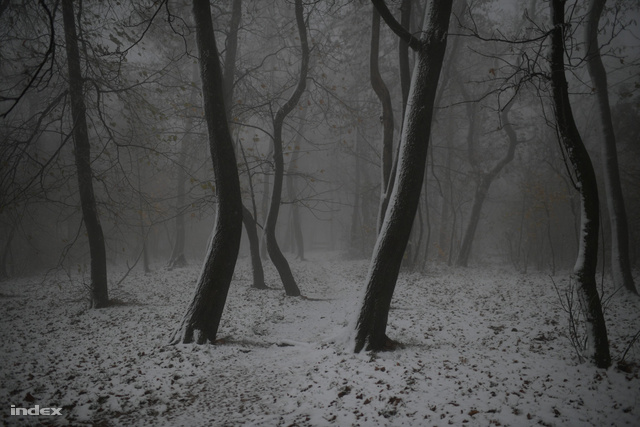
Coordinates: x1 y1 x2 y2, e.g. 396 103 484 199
0 251 639 426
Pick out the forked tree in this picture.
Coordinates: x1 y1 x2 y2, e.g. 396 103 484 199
171 0 243 344
353 0 453 353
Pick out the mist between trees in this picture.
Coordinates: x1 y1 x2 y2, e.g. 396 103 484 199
1 0 639 365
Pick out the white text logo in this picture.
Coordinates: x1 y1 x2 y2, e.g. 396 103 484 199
10 405 62 416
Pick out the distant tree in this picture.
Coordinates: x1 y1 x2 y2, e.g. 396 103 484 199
549 0 610 368
456 96 520 267
584 0 637 295
62 0 109 308
171 0 243 344
353 0 453 353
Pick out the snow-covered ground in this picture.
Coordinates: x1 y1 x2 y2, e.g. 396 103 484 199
1 251 638 426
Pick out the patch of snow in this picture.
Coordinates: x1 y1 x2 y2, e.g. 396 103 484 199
0 252 638 426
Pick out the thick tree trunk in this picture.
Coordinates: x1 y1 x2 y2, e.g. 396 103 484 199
62 0 109 308
550 0 610 368
354 0 453 353
370 8 395 232
171 0 243 344
264 0 308 297
585 0 637 295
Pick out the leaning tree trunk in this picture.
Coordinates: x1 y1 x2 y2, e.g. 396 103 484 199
170 0 243 345
585 0 637 295
62 0 109 308
370 8 395 232
264 0 308 297
550 0 611 368
354 0 453 353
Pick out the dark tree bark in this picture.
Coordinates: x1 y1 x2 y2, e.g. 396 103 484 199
171 0 243 344
354 0 453 353
370 8 395 232
62 0 109 308
456 100 519 267
264 0 308 297
585 0 637 295
549 0 611 368
220 0 266 289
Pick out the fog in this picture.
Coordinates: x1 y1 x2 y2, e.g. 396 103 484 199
1 1 638 280
1 0 640 424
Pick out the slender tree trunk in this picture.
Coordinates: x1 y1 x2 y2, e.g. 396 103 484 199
169 64 200 270
264 0 308 296
354 0 453 353
220 0 266 289
370 8 395 232
550 0 611 368
287 147 305 260
171 0 243 344
456 101 518 267
167 138 188 270
585 0 637 295
62 0 108 308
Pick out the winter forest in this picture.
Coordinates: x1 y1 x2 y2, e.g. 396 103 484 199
1 0 640 425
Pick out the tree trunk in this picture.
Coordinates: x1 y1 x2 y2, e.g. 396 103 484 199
287 147 305 260
264 0 308 297
167 137 188 270
585 0 637 295
62 0 109 308
220 0 266 289
549 0 611 368
242 206 267 289
171 0 243 344
370 8 395 232
354 0 453 353
168 63 200 271
457 101 518 267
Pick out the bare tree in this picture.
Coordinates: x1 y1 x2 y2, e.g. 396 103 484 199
549 0 610 368
584 0 637 295
62 0 109 308
353 0 453 353
264 0 309 297
171 0 243 344
370 7 395 232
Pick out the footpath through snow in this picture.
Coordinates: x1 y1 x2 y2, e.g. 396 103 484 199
0 252 639 426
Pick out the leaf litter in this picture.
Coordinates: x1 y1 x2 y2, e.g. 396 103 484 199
0 252 638 426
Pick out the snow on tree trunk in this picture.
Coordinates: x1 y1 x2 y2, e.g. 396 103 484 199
584 0 637 295
549 0 611 368
62 0 109 308
354 0 453 353
170 0 243 345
